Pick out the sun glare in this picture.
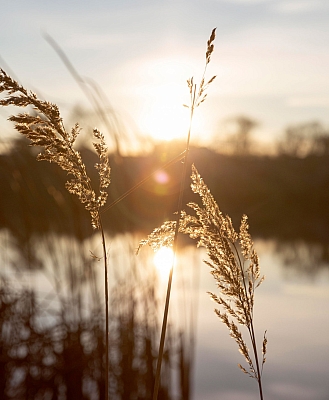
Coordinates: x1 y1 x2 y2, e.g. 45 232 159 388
140 83 189 141
153 247 174 277
136 57 199 142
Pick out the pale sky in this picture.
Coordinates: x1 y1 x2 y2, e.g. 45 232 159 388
1 0 329 153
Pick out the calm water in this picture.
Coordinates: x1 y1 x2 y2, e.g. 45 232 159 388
182 240 329 400
145 238 329 400
1 231 329 400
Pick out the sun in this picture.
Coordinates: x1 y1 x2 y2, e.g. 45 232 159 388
139 84 189 141
153 247 174 277
136 57 196 142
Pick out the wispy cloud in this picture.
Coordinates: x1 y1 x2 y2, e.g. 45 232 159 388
274 0 326 14
221 0 272 4
286 96 329 108
220 0 327 13
64 33 128 50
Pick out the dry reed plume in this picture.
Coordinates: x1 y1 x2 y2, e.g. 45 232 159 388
0 68 110 229
1 27 267 399
142 28 217 400
0 68 111 399
138 164 267 400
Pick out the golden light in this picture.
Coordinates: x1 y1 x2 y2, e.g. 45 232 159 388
153 247 174 277
154 170 169 184
139 83 189 141
136 57 198 142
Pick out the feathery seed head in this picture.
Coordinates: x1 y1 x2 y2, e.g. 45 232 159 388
138 164 266 381
0 69 111 230
206 28 216 64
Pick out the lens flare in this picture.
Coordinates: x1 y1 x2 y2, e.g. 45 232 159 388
154 170 169 184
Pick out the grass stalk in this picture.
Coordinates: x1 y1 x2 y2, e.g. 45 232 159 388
139 166 267 400
250 322 264 400
99 218 109 400
233 241 264 400
0 68 112 399
151 28 216 400
152 106 193 400
44 32 122 157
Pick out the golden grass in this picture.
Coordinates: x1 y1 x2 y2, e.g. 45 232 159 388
1 27 267 400
0 68 111 399
138 164 267 399
0 69 110 229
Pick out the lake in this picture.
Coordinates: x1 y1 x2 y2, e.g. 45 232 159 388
1 231 328 400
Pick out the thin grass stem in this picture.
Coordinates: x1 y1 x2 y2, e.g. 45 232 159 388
152 107 194 400
150 29 216 399
99 217 109 400
233 243 264 400
250 321 264 400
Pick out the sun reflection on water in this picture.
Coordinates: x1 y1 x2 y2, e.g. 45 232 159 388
153 247 174 278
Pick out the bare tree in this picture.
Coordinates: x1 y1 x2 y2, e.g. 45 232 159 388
277 121 329 157
223 116 258 155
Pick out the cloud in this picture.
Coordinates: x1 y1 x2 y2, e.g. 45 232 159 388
64 33 127 50
274 0 326 14
221 0 271 3
286 96 329 108
221 0 327 14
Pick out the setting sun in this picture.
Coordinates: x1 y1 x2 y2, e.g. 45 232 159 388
134 57 205 142
139 83 189 141
153 247 174 277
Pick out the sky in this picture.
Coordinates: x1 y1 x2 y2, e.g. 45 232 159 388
1 0 329 153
